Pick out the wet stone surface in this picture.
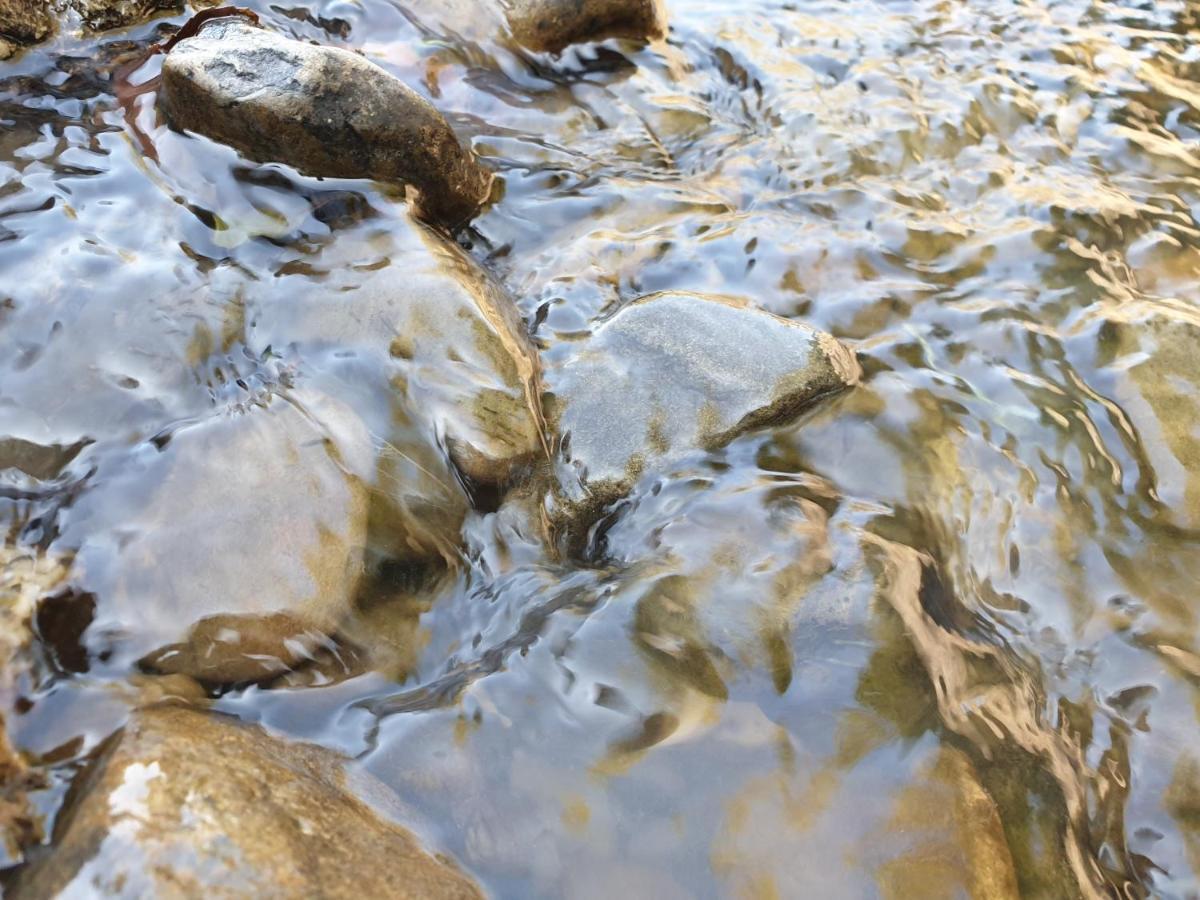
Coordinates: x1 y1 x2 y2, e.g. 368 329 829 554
59 392 372 685
506 0 668 53
2 0 1200 897
549 291 859 540
160 18 494 226
10 704 483 899
73 0 187 32
0 0 54 59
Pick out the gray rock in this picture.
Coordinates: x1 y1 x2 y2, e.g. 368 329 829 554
0 0 53 58
9 705 483 900
249 216 547 490
507 0 667 52
549 292 859 534
159 19 493 227
62 391 372 684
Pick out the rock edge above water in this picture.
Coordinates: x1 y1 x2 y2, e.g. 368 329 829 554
551 291 860 539
507 0 667 52
159 19 494 227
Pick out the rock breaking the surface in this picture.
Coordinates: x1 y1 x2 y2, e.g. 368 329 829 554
549 292 860 537
506 0 668 52
159 18 493 227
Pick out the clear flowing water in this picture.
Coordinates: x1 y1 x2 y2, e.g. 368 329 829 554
3 0 1200 896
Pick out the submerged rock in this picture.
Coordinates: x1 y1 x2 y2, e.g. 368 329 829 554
623 489 835 699
159 19 493 227
1101 311 1200 530
507 0 667 52
0 0 53 58
249 216 547 491
549 292 859 536
10 705 483 899
60 392 371 684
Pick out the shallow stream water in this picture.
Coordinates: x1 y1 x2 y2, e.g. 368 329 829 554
3 0 1200 896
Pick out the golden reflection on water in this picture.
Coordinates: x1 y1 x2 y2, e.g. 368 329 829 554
2 0 1200 895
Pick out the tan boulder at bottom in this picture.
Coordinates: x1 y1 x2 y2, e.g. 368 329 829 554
9 705 484 900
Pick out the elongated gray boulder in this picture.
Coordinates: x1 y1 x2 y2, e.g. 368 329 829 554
507 0 667 52
159 19 493 227
9 705 483 900
549 292 859 535
60 392 372 684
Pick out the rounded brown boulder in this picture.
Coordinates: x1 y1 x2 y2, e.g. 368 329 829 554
507 0 667 53
9 705 484 899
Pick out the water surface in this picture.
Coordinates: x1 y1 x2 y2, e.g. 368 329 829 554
3 0 1200 896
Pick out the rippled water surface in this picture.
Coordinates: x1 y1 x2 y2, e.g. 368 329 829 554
4 0 1200 896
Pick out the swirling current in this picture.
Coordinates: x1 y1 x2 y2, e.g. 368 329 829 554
3 0 1200 896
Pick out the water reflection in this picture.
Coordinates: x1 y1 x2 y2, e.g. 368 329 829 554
2 0 1200 895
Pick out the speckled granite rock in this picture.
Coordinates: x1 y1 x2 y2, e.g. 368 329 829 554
159 19 493 227
9 705 484 899
507 0 667 52
549 292 859 537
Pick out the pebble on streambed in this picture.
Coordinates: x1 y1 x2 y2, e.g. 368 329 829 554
158 17 494 228
0 0 207 56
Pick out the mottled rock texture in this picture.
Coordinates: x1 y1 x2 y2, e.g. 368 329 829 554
0 0 53 58
0 547 69 864
9 705 484 899
507 0 667 52
73 0 183 31
160 19 493 226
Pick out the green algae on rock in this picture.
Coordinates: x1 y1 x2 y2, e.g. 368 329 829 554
159 19 493 227
9 705 483 900
548 292 860 541
507 0 667 52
